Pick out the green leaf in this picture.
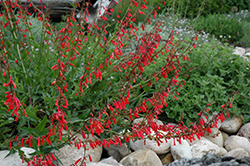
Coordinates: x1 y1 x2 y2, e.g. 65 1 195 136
35 116 48 133
20 127 38 136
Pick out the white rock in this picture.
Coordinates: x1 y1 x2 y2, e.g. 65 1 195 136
100 157 123 166
204 128 223 147
217 147 228 156
104 144 130 162
186 134 209 146
130 136 172 154
224 135 250 154
0 150 26 166
191 140 220 158
220 131 229 144
119 149 162 166
245 47 250 53
133 118 163 125
232 47 246 56
86 162 115 166
224 148 249 158
54 134 103 166
20 147 36 158
171 138 192 161
237 122 250 142
220 115 243 134
0 147 36 166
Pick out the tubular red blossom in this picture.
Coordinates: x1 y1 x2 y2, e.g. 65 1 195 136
22 154 25 163
173 95 177 100
132 0 138 7
74 158 81 166
141 4 148 9
220 113 225 122
51 64 58 69
9 140 11 149
64 96 68 106
94 22 100 30
28 135 32 147
14 113 20 121
110 40 117 46
206 127 212 133
192 44 196 49
23 109 27 117
37 137 40 146
138 10 145 15
221 104 226 108
3 79 11 87
97 69 102 80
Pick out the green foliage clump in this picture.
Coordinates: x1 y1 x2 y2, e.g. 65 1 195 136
192 13 248 45
165 0 231 19
225 0 250 12
104 0 164 33
164 41 250 126
164 0 250 19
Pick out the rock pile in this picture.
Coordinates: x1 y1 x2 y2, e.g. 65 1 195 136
233 47 250 61
2 114 250 166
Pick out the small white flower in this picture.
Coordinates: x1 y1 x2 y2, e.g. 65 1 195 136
229 36 231 38
220 35 222 38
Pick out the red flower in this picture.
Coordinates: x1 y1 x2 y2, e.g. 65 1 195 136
142 4 148 9
132 0 138 7
138 10 145 15
9 140 12 149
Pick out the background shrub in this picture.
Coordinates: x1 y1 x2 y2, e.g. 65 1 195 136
191 13 248 45
165 0 250 19
225 0 250 12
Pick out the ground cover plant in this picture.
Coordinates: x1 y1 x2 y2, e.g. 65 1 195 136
0 0 240 165
149 11 250 125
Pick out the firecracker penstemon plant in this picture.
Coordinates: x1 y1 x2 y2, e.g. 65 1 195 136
0 0 236 165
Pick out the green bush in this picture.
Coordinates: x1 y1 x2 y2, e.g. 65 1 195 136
191 13 248 45
163 41 250 126
225 0 250 12
165 0 232 19
1 1 212 164
164 0 250 19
